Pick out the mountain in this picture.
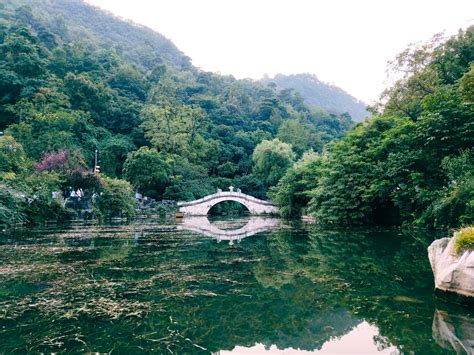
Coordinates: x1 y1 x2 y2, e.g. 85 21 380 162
0 0 191 70
262 73 370 121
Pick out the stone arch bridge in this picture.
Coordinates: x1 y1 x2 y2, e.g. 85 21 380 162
177 187 279 216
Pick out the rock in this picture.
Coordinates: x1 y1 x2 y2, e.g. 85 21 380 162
428 234 474 298
432 309 474 354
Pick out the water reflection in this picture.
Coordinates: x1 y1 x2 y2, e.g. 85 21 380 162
220 322 397 354
432 309 474 354
0 220 472 353
177 216 280 244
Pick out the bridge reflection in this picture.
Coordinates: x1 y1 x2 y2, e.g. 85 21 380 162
177 216 280 244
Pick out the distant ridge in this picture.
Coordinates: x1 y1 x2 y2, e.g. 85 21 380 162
262 73 370 121
3 0 191 70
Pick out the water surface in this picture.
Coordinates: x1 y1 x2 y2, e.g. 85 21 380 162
1 217 472 353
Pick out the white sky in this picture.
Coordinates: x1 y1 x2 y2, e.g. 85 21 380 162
87 0 473 103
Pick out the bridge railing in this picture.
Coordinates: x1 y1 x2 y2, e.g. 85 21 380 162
177 191 277 207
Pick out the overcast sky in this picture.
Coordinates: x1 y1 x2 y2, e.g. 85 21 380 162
87 0 473 103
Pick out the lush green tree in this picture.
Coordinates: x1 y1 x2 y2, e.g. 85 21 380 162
0 25 48 127
0 135 29 174
421 150 474 226
270 152 322 218
95 177 135 219
99 135 136 177
459 64 474 104
234 174 267 200
108 64 148 101
163 179 214 201
6 110 87 160
277 119 311 156
301 27 474 227
0 184 25 226
252 139 295 188
140 103 208 156
217 161 238 178
123 147 171 199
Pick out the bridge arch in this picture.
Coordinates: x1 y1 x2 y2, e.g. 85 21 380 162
177 216 280 244
177 188 279 216
205 197 253 215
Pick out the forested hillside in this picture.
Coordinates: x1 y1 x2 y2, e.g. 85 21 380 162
271 28 474 228
0 0 191 70
0 0 353 224
262 73 369 121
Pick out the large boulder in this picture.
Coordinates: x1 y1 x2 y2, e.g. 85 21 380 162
428 234 474 298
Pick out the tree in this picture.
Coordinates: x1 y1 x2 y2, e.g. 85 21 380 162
95 177 135 219
277 119 311 156
270 152 322 218
108 64 149 101
421 150 474 226
252 139 295 188
381 34 442 121
123 147 171 199
140 103 208 157
234 175 267 200
0 184 25 226
99 135 136 177
0 135 29 174
34 149 81 174
217 162 238 178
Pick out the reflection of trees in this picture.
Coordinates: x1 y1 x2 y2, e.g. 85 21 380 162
0 223 357 353
253 226 469 353
1 223 472 354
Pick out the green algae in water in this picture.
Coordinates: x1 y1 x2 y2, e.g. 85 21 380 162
0 219 472 354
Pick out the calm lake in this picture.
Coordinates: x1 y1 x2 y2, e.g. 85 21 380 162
1 217 472 354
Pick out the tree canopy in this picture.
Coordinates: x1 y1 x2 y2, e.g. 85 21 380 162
272 27 474 227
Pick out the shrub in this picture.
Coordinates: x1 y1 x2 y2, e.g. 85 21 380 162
95 177 135 219
0 184 25 226
0 135 29 174
21 172 75 224
454 227 474 254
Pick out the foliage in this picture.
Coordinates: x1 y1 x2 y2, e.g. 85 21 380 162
262 73 369 121
0 183 25 226
21 172 75 223
140 102 208 157
123 147 171 199
252 139 295 188
34 149 82 174
0 0 354 217
1 172 75 224
294 27 474 228
99 135 135 177
94 177 135 219
421 150 474 226
454 227 474 254
234 174 267 200
277 119 312 157
270 152 322 218
0 135 29 174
